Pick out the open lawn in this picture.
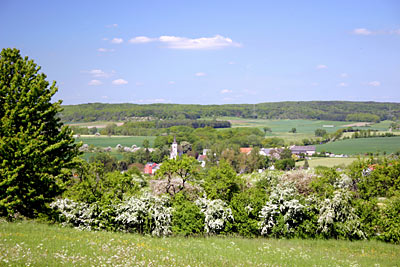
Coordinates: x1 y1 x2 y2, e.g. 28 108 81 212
296 157 358 168
1 220 399 266
316 136 400 155
75 135 156 148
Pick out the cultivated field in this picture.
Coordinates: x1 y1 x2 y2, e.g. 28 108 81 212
75 135 156 148
1 221 399 266
66 121 124 128
316 136 400 155
296 157 358 168
218 118 395 143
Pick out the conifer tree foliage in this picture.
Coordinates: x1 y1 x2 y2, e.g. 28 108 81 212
0 48 80 218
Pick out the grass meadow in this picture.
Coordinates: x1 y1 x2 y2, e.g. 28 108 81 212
1 220 400 266
75 135 156 148
316 136 400 155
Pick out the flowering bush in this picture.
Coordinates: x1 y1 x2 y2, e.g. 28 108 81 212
51 194 173 236
50 198 106 231
259 181 306 237
114 194 172 236
317 188 365 239
195 198 233 234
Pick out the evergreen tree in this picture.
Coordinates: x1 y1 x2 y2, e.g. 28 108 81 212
0 48 80 218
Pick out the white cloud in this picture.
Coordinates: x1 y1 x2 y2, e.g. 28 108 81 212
129 34 241 50
106 24 118 28
368 81 381 87
168 81 176 85
111 38 123 44
97 48 115 52
88 69 109 78
88 80 102 86
392 29 400 35
112 79 128 85
338 82 348 87
221 89 232 94
228 61 236 65
353 28 372 35
195 72 206 77
129 36 155 43
160 35 241 49
316 64 328 69
340 73 348 78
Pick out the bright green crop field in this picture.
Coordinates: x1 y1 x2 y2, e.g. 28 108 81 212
1 220 399 266
316 136 400 155
216 118 395 143
75 135 156 148
296 157 358 168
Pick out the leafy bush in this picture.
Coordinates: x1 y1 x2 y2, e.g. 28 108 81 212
203 160 242 202
171 192 204 236
376 196 400 244
230 188 267 237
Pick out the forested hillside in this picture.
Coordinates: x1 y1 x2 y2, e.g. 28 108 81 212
60 101 400 122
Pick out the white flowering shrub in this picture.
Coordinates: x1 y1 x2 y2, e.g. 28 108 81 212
259 181 306 237
50 198 104 231
195 198 233 234
51 194 173 236
317 188 365 239
114 194 173 236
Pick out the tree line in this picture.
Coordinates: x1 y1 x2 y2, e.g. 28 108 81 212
60 101 400 122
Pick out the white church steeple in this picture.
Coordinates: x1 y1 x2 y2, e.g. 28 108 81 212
170 136 178 159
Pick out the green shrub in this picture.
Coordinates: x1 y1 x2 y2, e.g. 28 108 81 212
377 196 400 244
229 188 267 237
171 192 204 236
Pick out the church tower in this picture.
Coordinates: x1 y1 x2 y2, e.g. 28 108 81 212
170 136 178 159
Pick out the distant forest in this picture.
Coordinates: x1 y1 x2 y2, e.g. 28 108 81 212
60 101 400 122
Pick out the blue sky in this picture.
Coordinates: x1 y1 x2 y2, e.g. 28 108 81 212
1 0 399 104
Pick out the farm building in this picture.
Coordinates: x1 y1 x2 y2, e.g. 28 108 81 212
289 145 316 156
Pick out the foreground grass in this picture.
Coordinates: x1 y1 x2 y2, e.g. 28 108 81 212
1 221 400 266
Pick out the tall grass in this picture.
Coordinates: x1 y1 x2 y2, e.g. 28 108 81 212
1 220 399 266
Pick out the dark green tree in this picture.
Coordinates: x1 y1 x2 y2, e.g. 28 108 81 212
315 128 327 137
0 48 80 218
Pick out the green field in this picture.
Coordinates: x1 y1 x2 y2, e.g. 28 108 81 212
1 221 399 266
217 117 396 143
222 117 356 132
75 135 156 148
296 157 358 168
316 136 400 155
